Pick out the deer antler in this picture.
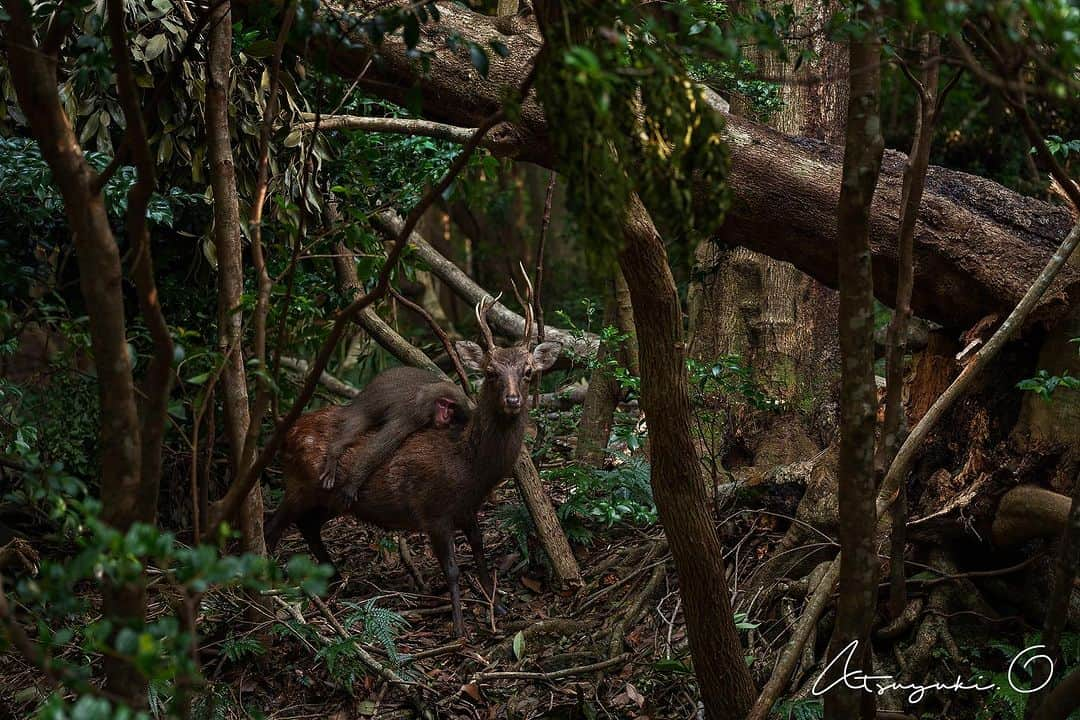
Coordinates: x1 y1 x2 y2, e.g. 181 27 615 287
510 261 534 347
474 292 501 350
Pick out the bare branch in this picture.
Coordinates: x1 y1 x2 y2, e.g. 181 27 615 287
370 210 598 357
390 287 472 394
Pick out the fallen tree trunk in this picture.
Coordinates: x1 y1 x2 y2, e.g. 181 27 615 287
256 0 1080 332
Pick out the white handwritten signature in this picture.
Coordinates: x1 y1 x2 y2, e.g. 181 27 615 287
811 640 1054 703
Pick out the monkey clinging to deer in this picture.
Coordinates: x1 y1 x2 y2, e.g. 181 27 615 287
267 265 560 637
318 366 471 502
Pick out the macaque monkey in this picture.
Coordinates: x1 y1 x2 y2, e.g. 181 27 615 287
319 366 471 500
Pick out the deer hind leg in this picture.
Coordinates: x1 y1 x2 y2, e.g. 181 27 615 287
296 510 336 573
429 526 465 638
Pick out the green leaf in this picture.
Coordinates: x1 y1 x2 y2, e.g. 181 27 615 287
283 129 303 148
512 630 525 660
469 44 489 78
144 34 168 61
245 39 277 58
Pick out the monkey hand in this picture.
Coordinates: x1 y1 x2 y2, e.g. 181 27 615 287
319 463 337 490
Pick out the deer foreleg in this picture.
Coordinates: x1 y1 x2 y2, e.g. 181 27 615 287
430 527 465 637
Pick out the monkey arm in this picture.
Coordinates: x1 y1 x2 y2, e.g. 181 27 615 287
319 410 372 489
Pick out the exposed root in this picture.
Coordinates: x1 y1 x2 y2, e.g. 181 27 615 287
876 597 925 640
993 485 1071 546
899 551 958 681
608 562 666 657
471 653 631 682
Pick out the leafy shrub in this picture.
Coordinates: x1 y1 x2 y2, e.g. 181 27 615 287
552 458 658 544
4 471 330 719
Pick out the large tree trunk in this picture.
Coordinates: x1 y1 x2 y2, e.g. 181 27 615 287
256 0 1079 332
617 197 757 720
688 2 845 469
206 0 265 554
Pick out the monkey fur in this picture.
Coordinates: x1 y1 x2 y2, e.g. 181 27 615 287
319 366 471 501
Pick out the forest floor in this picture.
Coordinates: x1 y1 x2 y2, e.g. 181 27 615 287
0 458 1048 720
1 474 778 720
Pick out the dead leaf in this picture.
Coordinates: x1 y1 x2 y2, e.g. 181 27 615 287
521 576 542 593
625 683 645 708
461 683 482 702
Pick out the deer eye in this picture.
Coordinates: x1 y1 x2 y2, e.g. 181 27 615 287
522 369 533 380
485 369 499 380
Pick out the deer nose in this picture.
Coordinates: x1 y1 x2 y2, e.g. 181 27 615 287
505 394 522 409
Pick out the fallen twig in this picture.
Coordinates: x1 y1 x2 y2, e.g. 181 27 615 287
472 653 631 682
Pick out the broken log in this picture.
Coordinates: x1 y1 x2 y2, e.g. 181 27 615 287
255 0 1080 332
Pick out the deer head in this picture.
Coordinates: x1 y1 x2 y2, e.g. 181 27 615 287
456 266 560 416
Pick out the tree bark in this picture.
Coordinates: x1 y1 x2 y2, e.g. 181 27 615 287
617 196 756 720
1033 663 1080 720
826 7 884 719
205 0 265 553
883 35 943 619
248 0 1080 332
691 0 843 400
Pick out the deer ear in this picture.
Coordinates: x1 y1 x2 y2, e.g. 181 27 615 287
455 341 486 371
532 342 561 371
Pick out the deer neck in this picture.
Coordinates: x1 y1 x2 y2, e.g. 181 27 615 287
463 396 526 483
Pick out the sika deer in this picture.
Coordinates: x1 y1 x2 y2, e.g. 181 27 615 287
265 276 559 637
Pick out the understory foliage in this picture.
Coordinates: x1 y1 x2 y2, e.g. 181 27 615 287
4 463 330 719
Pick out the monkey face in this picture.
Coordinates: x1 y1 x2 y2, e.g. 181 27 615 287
434 397 456 427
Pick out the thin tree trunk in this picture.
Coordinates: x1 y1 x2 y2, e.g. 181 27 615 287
617 195 756 720
205 0 265 553
613 269 639 377
576 292 620 466
825 5 884 719
883 35 943 619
